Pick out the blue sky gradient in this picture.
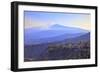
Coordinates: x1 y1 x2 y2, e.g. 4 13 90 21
24 11 91 30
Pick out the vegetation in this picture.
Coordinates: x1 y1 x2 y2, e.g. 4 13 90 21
46 40 90 60
24 40 90 61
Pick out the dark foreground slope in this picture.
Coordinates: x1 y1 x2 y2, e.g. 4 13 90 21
24 32 90 61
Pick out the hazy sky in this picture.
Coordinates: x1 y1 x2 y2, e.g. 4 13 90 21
24 11 91 31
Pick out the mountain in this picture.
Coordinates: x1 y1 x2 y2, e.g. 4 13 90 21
24 24 90 45
49 24 68 28
24 24 90 61
49 24 88 33
66 32 90 43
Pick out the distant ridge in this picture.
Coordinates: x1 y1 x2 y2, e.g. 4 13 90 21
24 24 90 45
49 24 89 31
49 24 67 28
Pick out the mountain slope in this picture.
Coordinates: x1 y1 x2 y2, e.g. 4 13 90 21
24 24 90 45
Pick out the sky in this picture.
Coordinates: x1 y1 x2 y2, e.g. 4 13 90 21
24 11 91 31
